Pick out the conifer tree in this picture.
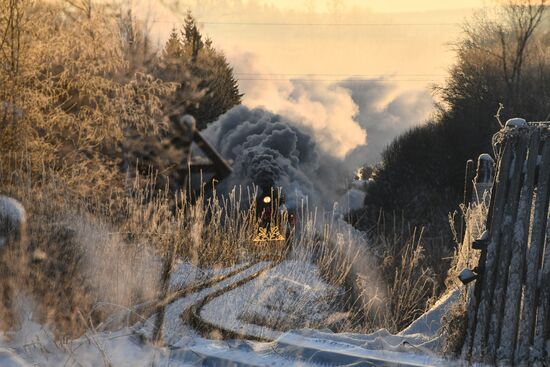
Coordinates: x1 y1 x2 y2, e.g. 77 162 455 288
183 10 203 63
155 10 242 129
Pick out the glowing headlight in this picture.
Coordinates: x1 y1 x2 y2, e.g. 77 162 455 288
262 196 271 204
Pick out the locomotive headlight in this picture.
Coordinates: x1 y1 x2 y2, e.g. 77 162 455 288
262 196 271 204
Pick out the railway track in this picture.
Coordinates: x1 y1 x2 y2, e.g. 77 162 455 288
100 262 256 331
116 254 450 366
170 260 450 366
188 259 281 341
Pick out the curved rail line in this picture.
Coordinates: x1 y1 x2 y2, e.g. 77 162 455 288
116 253 449 366
124 237 444 366
181 263 450 367
181 258 450 367
155 262 257 311
100 262 257 331
187 259 281 342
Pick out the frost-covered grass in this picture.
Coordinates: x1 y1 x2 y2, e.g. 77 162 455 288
0 166 470 366
0 261 456 366
363 219 440 334
0 159 456 363
440 196 489 356
0 164 363 337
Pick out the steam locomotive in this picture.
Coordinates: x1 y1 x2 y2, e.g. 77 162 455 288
255 185 296 241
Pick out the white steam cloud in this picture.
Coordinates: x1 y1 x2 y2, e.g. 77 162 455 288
229 51 434 166
231 52 366 158
340 79 434 166
202 51 436 209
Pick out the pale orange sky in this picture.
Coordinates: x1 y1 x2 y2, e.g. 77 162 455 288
143 0 487 87
135 0 491 160
255 0 487 13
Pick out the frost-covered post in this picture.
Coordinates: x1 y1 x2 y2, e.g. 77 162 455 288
515 134 550 365
471 131 526 364
152 230 179 346
531 224 550 366
486 130 529 360
0 195 26 251
0 195 27 325
464 120 550 365
497 129 539 364
473 154 494 206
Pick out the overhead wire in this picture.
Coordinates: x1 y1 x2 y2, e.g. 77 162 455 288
150 19 461 27
147 17 451 84
236 79 441 82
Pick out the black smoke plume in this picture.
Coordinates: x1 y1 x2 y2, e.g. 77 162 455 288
202 105 351 209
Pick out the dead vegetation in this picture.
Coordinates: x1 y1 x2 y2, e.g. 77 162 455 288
0 155 442 339
0 0 455 343
440 196 489 356
357 215 439 334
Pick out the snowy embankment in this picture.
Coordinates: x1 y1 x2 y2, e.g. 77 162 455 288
198 260 342 340
266 289 460 366
0 257 462 366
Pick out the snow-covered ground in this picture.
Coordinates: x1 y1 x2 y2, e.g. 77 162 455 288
169 260 250 290
138 261 271 346
199 260 343 340
0 259 462 366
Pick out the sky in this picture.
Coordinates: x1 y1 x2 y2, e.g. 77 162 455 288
135 0 489 164
141 0 488 87
255 0 487 13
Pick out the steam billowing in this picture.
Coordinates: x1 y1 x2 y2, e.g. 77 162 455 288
203 53 434 209
228 52 366 159
203 106 350 208
202 83 433 209
340 80 434 166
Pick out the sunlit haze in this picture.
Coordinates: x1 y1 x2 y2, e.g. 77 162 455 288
133 0 490 161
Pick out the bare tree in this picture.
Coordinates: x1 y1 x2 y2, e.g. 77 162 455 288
0 0 26 127
499 1 546 110
463 0 547 112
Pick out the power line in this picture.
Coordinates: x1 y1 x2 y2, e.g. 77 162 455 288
150 19 460 27
233 73 446 77
237 78 441 82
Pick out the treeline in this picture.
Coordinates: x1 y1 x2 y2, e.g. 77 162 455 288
355 1 549 286
0 0 240 196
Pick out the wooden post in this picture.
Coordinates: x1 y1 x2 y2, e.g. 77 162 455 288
473 154 494 206
152 237 178 345
497 129 539 364
0 195 26 248
531 220 550 366
465 136 514 360
515 136 550 365
0 196 27 329
463 124 550 365
484 133 529 362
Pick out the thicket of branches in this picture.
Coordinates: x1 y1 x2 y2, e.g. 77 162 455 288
0 1 241 198
357 0 549 291
0 0 244 336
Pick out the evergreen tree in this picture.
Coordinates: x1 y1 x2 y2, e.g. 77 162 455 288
156 28 186 82
154 11 242 129
186 50 242 129
163 27 184 61
183 10 203 63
